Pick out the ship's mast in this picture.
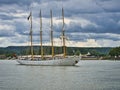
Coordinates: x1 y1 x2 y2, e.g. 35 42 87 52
29 11 34 60
40 10 44 59
62 8 66 58
50 10 54 58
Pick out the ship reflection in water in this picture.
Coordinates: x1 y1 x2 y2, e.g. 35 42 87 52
0 60 120 90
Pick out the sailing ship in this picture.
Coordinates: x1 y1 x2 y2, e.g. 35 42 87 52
16 8 80 66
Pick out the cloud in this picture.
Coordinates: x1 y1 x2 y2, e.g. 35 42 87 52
96 0 120 12
43 38 101 47
0 0 32 6
97 39 120 47
62 15 120 34
0 23 16 37
0 0 120 47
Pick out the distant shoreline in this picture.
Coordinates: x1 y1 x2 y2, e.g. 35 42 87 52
0 58 120 60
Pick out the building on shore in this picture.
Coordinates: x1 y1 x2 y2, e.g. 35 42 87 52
0 55 6 59
81 52 99 60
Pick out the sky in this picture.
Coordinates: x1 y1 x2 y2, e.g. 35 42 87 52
0 0 120 47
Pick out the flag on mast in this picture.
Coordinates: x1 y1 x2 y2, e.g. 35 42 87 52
27 12 31 20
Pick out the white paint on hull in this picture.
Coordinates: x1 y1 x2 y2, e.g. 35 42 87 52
16 57 80 66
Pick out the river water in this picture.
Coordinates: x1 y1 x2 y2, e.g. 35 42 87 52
0 60 120 90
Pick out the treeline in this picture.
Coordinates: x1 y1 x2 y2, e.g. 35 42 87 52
109 46 120 58
0 46 111 57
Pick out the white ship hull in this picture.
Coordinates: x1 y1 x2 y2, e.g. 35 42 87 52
16 57 80 66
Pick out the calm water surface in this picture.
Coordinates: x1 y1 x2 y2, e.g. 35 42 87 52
0 60 120 90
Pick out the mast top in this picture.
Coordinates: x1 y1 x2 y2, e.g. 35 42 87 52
39 9 42 31
62 8 65 31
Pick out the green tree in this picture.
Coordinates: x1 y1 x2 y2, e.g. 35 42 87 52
75 50 80 56
109 47 120 57
90 50 100 57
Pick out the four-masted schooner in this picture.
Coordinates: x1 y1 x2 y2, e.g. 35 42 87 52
16 8 80 66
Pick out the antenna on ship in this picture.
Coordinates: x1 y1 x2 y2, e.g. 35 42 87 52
50 9 54 59
27 11 34 60
39 9 44 60
62 7 66 58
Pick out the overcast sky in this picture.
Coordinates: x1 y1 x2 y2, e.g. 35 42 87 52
0 0 120 47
